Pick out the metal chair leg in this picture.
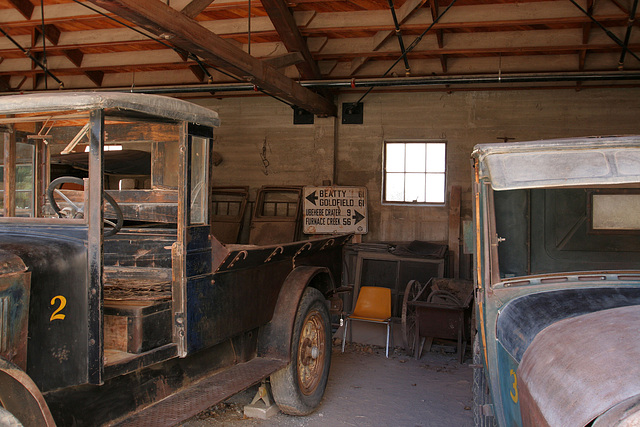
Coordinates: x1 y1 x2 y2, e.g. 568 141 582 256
385 322 390 358
341 318 349 353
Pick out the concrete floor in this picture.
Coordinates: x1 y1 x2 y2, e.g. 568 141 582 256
180 343 474 427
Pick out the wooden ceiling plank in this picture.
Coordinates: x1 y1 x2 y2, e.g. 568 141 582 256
350 56 369 74
397 0 426 24
264 51 305 69
88 0 336 116
62 49 84 67
440 53 447 72
293 10 317 27
15 76 27 91
317 59 337 75
181 0 216 19
8 0 34 20
261 0 322 79
307 37 328 52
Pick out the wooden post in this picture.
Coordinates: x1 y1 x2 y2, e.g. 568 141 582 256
448 185 461 278
3 127 16 217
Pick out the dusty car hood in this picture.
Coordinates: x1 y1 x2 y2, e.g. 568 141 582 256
518 304 640 427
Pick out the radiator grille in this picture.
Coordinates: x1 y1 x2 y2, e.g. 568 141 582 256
0 296 9 353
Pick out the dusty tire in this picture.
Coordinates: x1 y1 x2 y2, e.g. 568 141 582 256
271 287 331 415
472 335 497 427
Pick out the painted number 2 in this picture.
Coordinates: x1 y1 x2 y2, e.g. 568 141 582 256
50 295 67 321
509 369 518 403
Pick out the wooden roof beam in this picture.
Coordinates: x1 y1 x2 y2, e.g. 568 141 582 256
261 0 322 79
264 52 305 69
8 0 34 20
88 0 336 116
181 0 216 19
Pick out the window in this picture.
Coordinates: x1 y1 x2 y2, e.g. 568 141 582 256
189 136 209 225
0 142 36 217
383 140 446 204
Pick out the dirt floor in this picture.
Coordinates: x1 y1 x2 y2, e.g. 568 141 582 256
180 342 474 427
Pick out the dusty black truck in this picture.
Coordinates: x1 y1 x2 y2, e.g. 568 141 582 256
0 92 349 426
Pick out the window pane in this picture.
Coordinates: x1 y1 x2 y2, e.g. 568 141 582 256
386 143 405 173
405 173 426 202
405 143 426 173
426 143 446 173
190 136 208 224
385 173 404 201
426 173 445 203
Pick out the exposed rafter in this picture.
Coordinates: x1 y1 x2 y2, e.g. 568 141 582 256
261 0 322 79
181 0 216 19
88 0 336 116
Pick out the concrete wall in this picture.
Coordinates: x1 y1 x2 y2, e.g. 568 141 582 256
194 87 640 243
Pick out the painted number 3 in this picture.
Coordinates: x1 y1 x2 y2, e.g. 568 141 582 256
510 369 519 403
50 295 67 321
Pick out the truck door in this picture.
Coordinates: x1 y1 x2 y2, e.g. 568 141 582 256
174 123 214 356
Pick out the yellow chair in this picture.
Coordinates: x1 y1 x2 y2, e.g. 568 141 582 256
341 286 393 357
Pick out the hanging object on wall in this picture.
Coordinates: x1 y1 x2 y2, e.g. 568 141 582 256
260 137 270 175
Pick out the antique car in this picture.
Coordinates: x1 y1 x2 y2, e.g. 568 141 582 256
0 92 349 426
471 137 640 426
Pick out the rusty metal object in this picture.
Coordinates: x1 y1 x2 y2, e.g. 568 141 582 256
519 305 640 427
401 279 428 353
402 278 473 362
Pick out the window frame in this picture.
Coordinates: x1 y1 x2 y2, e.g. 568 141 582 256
382 139 447 206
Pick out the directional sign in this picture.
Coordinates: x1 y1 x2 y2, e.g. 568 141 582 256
303 186 368 234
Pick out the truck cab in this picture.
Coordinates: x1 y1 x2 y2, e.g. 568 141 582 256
471 137 640 427
0 92 348 426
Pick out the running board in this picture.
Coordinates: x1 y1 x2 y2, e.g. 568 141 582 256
111 357 285 427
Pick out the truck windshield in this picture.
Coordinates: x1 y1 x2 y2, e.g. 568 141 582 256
494 187 640 279
0 112 181 228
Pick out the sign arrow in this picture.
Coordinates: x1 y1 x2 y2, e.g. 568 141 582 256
305 191 318 206
352 210 365 224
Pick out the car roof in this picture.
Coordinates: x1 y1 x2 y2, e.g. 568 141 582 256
0 92 220 128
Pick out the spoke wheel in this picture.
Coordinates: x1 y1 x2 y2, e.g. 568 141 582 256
401 279 429 353
297 311 326 396
271 287 331 416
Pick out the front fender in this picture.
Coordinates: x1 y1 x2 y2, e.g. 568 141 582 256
0 357 55 427
257 266 334 361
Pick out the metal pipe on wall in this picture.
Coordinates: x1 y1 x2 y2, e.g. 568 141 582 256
106 71 640 94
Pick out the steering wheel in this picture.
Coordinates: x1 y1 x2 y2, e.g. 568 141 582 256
47 176 124 237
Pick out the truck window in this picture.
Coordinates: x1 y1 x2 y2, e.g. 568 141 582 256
494 187 640 279
190 136 208 225
0 142 35 217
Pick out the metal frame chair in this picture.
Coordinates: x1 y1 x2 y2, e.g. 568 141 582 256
341 286 393 357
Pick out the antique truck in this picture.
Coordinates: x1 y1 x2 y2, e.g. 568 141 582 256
471 137 640 426
0 92 349 426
